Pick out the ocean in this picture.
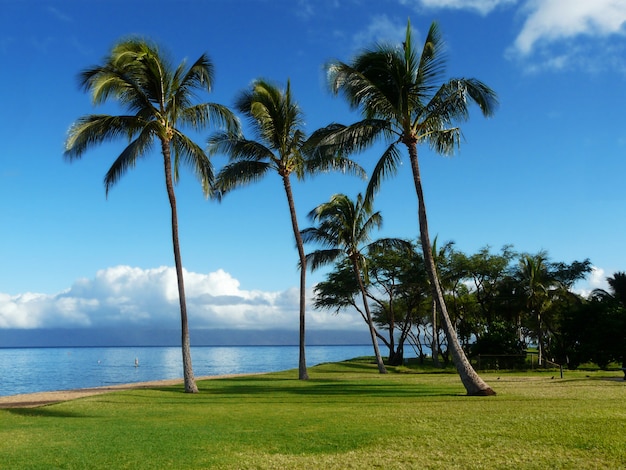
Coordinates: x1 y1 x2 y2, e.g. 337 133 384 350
0 345 390 397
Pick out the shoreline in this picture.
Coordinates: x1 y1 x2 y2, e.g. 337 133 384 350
0 373 263 409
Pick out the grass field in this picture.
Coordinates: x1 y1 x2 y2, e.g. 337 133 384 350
1 359 624 469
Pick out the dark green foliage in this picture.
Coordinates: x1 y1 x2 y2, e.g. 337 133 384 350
470 322 526 369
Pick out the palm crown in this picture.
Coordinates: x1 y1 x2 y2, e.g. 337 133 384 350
210 79 363 193
303 193 384 270
326 20 498 201
64 39 237 195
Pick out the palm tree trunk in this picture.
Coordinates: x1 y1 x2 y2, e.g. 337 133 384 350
351 258 387 374
406 140 494 395
281 175 309 380
431 298 440 367
537 310 543 366
162 140 198 393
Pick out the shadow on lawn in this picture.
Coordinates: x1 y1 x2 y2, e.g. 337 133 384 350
136 360 467 399
202 380 460 399
6 406 87 418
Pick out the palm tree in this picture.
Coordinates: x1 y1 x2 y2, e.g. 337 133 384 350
64 39 238 393
302 193 410 374
607 272 626 307
324 20 498 395
208 79 364 380
517 253 553 366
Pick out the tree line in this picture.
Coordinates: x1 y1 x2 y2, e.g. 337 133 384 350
308 236 626 374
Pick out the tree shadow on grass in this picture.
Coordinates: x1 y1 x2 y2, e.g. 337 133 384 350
147 375 462 401
6 406 87 418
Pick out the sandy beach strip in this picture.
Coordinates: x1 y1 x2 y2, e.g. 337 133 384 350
0 373 263 409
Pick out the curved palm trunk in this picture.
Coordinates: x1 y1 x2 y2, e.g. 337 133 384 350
406 140 494 396
281 175 309 380
351 257 387 374
162 140 198 393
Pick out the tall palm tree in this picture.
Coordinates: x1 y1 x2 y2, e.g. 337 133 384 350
64 39 238 393
302 193 409 374
208 79 364 380
517 253 552 366
325 20 498 395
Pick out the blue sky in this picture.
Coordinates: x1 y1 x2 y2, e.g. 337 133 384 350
1 0 625 338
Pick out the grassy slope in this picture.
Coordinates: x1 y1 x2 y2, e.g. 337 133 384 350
1 359 624 469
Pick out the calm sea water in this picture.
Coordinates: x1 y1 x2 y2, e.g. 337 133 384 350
0 345 385 397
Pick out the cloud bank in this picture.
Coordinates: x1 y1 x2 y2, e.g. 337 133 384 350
0 266 362 331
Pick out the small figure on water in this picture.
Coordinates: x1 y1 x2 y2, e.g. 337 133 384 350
134 357 139 368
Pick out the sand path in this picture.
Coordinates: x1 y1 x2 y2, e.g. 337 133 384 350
0 373 261 409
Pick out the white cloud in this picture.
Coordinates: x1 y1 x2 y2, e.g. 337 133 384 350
574 265 609 298
47 6 72 23
512 0 626 56
352 15 408 50
402 0 626 71
0 266 363 331
405 0 517 15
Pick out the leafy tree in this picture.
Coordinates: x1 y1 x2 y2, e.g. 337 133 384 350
312 259 361 314
64 39 237 393
302 193 409 374
325 20 498 395
470 321 526 369
312 242 428 366
514 253 591 366
462 246 517 329
428 237 457 367
584 272 626 371
368 242 429 365
208 79 364 380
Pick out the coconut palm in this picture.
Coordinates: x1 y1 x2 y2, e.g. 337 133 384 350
325 20 498 395
607 272 626 307
208 79 364 380
302 193 410 374
64 39 238 393
517 253 553 366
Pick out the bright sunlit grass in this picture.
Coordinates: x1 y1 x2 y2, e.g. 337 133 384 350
1 359 624 469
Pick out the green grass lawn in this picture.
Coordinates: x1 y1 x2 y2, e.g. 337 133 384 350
1 359 624 469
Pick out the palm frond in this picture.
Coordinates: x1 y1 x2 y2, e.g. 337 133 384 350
357 211 383 244
330 50 404 121
172 53 214 105
80 40 160 115
364 142 402 208
215 160 271 194
304 248 342 272
208 132 274 162
179 103 239 133
103 123 157 195
462 78 499 117
366 237 413 255
64 114 146 160
171 130 214 196
300 225 337 249
414 21 447 101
